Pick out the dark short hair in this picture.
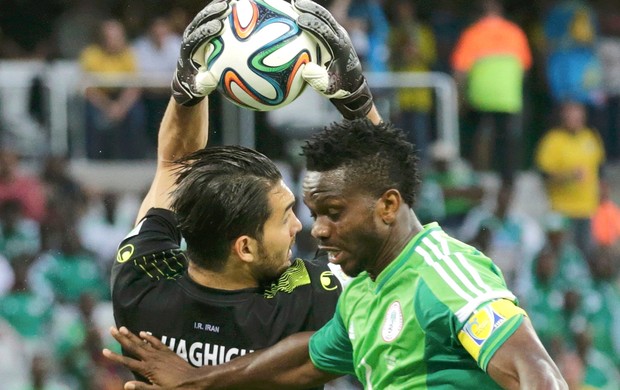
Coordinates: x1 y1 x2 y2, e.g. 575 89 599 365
171 145 282 270
301 119 419 206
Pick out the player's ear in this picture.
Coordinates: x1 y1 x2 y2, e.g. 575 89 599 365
232 235 258 263
376 189 402 225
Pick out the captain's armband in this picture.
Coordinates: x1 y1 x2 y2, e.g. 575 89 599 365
457 299 527 371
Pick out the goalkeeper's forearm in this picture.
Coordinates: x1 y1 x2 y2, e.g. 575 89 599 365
366 104 382 125
158 96 208 163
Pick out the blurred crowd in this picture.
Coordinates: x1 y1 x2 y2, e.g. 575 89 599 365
0 148 141 388
1 0 620 389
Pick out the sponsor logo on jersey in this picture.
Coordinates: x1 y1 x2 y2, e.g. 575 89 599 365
116 244 135 263
320 271 338 291
463 304 506 346
381 301 403 342
349 322 356 340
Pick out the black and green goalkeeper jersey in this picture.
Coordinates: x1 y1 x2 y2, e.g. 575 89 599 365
309 223 527 389
111 208 341 382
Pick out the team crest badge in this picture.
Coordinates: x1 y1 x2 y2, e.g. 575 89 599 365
381 301 403 342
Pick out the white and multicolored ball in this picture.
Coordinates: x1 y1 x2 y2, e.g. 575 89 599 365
201 0 327 111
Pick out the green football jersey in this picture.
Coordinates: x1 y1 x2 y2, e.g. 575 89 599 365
309 223 526 389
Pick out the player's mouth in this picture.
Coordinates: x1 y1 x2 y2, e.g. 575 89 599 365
327 250 342 264
287 240 295 260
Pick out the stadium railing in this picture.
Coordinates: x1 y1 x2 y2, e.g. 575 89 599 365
0 60 459 190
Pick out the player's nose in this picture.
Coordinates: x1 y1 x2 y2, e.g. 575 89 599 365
291 212 302 236
311 216 331 240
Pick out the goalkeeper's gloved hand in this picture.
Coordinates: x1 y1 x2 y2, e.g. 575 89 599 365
172 0 230 106
292 0 374 120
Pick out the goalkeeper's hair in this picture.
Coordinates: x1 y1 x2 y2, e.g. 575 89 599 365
301 119 419 206
171 146 282 271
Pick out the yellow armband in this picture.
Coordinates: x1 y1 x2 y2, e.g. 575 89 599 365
458 299 527 371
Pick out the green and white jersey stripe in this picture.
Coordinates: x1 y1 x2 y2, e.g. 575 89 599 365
309 223 522 389
415 229 516 323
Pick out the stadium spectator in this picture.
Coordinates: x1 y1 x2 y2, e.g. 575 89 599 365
0 148 46 223
27 353 74 390
597 4 620 162
520 212 594 356
40 155 85 211
539 212 593 294
0 0 63 59
543 0 604 112
584 246 620 368
387 0 437 167
0 256 53 352
417 140 483 235
37 154 86 255
522 245 572 356
34 225 108 304
53 293 128 389
570 328 620 389
0 199 41 261
78 191 137 270
459 181 544 291
451 0 532 182
79 19 148 160
591 182 620 248
0 319 31 389
329 0 389 72
535 101 605 255
53 0 110 59
133 16 182 148
428 0 466 74
0 253 13 296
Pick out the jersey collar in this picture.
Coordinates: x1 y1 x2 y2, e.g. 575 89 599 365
373 222 442 293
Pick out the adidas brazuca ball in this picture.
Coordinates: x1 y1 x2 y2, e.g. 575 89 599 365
201 0 328 111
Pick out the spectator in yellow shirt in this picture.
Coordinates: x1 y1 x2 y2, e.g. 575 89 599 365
79 19 147 160
535 101 605 255
388 0 437 167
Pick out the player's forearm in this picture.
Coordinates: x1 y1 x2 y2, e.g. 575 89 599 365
135 97 209 222
158 97 209 163
179 332 335 389
515 361 568 390
487 319 568 390
366 104 383 125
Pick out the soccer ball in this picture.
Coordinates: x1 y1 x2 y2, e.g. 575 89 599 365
202 0 328 111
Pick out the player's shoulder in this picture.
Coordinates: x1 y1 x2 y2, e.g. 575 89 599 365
416 227 476 258
263 258 341 299
302 257 346 292
414 229 497 278
122 208 178 240
116 208 182 262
